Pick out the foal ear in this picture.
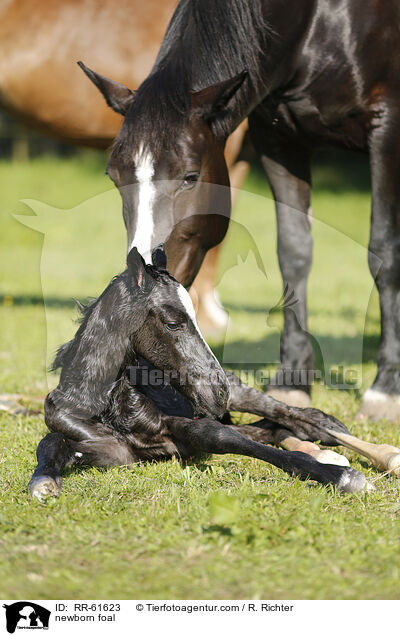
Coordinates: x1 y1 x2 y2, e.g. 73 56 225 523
190 71 248 119
127 247 147 289
77 61 136 116
151 245 167 270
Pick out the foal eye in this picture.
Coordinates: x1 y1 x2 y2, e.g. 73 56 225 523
166 322 181 331
181 173 200 189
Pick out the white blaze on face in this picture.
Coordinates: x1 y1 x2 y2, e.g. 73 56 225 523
177 284 220 365
129 147 155 263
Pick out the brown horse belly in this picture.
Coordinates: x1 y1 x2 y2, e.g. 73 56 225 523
0 0 175 145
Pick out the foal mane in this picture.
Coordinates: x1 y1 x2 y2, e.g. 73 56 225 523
114 0 270 158
51 265 175 373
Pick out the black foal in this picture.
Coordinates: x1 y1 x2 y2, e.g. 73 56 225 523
29 247 371 500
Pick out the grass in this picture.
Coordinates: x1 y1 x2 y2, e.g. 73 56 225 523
0 150 399 600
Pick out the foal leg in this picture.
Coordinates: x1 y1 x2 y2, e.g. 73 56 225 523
226 371 349 444
166 416 369 492
249 112 313 406
318 431 400 477
29 431 136 500
232 421 349 467
227 373 398 475
29 391 138 499
28 433 75 500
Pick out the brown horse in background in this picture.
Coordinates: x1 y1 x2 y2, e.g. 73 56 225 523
0 0 249 332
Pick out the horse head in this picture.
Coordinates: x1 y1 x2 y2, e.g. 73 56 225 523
124 246 230 418
52 245 229 419
78 61 247 288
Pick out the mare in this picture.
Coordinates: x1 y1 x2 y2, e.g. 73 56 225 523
78 0 400 420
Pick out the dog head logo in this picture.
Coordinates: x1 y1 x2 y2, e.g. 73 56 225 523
2 602 50 633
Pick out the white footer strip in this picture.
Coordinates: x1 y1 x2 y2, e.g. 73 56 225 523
2 599 399 636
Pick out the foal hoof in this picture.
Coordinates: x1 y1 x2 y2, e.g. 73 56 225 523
357 389 400 422
266 388 311 408
28 476 60 501
337 468 375 493
387 453 400 477
311 449 350 467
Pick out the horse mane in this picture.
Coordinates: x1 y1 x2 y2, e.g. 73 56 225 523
156 0 268 86
51 265 175 373
50 280 119 372
114 0 270 158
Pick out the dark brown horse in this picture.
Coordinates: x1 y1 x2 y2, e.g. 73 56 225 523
0 0 249 333
77 0 400 421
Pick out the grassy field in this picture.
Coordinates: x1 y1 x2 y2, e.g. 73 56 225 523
1 151 399 600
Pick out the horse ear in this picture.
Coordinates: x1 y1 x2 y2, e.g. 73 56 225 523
151 245 167 270
190 71 247 118
127 247 147 288
77 61 136 116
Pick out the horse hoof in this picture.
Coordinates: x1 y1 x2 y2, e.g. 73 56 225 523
28 476 60 501
311 449 350 467
356 389 400 422
387 453 400 477
337 468 374 493
266 388 311 408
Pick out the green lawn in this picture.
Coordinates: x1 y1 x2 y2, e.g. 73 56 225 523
1 151 399 600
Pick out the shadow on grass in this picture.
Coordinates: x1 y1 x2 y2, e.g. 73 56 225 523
2 294 76 308
211 331 379 389
224 302 371 323
212 334 379 371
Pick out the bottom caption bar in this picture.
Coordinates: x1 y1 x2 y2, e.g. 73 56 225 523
1 599 398 635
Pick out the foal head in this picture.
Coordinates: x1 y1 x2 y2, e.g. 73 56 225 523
78 61 247 287
125 247 229 418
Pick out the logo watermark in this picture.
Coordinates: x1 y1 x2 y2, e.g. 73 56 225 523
3 602 51 634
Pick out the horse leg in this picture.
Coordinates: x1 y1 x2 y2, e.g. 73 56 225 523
276 435 350 466
324 431 400 477
189 122 250 335
226 371 347 444
28 430 138 500
166 416 369 492
249 114 313 406
189 245 228 334
28 433 75 500
230 421 350 466
358 118 400 421
29 392 138 500
226 372 396 475
264 145 313 405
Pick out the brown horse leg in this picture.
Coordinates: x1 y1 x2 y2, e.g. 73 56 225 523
190 122 250 336
189 245 228 334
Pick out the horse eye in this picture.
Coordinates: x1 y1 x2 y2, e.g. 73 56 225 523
182 173 200 189
166 322 180 331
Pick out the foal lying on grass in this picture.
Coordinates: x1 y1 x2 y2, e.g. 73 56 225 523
29 247 400 500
